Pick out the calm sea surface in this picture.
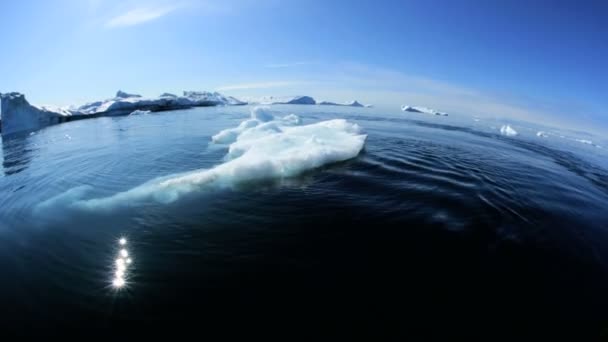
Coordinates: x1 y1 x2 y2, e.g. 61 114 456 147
1 105 607 337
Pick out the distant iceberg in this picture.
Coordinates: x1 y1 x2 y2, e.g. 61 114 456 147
116 90 142 99
129 109 151 116
575 139 593 145
536 131 548 138
247 95 316 105
0 90 247 135
401 105 448 116
318 100 368 108
500 125 518 136
38 106 367 211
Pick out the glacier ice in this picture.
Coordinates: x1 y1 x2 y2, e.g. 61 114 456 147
37 107 367 212
1 90 247 135
401 105 448 116
500 125 518 136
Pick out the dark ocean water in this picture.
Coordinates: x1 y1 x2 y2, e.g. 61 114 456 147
1 105 608 338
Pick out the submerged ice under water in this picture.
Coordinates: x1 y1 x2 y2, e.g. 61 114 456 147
37 107 366 212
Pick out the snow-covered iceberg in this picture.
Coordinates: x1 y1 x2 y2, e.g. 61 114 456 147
0 90 246 135
318 100 367 107
247 95 317 105
401 105 448 116
500 125 518 136
37 107 367 212
0 92 84 135
116 90 142 99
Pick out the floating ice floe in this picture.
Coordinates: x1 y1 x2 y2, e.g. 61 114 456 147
37 107 367 212
536 131 548 138
401 105 448 116
500 125 518 136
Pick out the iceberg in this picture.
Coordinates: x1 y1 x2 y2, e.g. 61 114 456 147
247 95 317 105
159 93 178 98
115 90 142 99
129 109 151 116
575 139 593 145
1 90 246 135
401 105 448 116
536 131 548 138
500 125 518 136
318 100 367 107
278 96 316 105
38 107 367 211
0 92 85 135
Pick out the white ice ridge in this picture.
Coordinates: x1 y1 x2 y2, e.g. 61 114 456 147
500 125 518 136
37 107 367 212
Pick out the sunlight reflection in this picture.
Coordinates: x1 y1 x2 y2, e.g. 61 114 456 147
112 237 132 289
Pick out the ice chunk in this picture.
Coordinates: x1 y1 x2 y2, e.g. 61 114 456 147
575 139 593 145
500 125 518 136
536 131 548 138
39 108 366 211
401 105 448 116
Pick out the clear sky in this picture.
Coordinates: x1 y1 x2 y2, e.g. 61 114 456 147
0 0 606 130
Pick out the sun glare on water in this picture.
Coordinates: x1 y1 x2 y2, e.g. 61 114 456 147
112 237 132 289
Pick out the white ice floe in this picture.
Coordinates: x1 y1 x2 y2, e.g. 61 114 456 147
401 105 448 116
38 107 367 211
500 125 518 136
536 131 548 138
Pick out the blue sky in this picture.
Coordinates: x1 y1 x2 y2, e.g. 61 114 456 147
0 0 606 129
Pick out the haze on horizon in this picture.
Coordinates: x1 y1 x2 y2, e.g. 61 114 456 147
0 0 606 132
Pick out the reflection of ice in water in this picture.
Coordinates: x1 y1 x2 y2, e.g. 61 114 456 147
112 237 132 289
